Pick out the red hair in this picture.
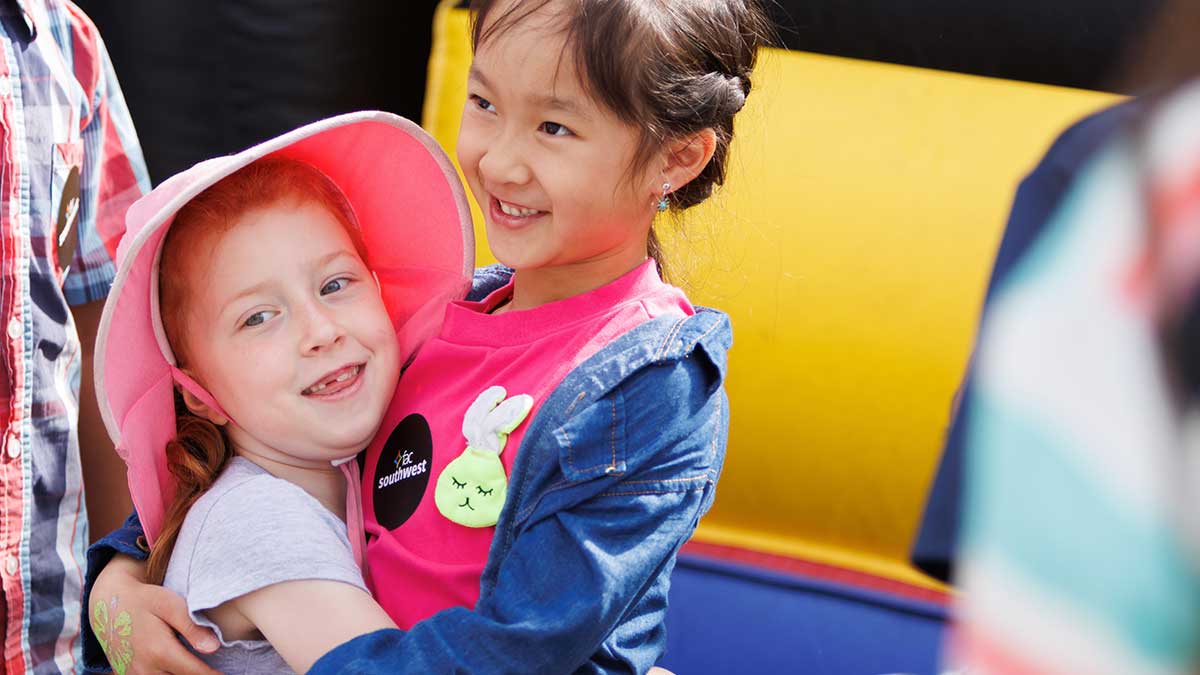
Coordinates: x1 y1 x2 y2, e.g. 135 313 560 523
146 157 367 584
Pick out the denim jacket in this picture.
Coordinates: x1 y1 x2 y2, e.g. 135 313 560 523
83 266 732 674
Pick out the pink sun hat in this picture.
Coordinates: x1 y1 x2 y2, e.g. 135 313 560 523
95 111 475 545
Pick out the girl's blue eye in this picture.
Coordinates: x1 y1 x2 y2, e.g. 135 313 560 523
539 121 572 137
243 311 272 328
320 277 350 295
470 95 496 113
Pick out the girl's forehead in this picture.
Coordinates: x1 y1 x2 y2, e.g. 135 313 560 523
191 203 359 307
472 20 586 102
476 0 570 57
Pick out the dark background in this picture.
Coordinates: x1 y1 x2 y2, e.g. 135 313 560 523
76 0 1163 185
76 0 442 183
763 0 1163 91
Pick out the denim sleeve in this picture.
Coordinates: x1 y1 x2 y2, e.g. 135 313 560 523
311 348 728 674
467 264 513 301
82 510 148 674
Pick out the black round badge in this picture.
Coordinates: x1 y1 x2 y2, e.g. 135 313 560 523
372 414 434 530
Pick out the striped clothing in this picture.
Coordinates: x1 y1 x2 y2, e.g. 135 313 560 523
953 81 1200 674
0 1 148 673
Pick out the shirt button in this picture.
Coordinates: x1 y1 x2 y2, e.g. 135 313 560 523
4 556 17 576
6 432 19 459
7 317 21 340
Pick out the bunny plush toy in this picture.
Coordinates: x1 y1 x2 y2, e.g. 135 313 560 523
434 386 534 527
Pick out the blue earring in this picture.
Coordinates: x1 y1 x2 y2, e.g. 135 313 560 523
657 182 671 212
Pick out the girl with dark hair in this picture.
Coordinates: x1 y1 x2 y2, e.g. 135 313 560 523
311 0 770 671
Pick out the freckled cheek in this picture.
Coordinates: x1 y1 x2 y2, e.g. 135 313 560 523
239 352 288 391
367 323 399 355
350 313 398 363
354 300 398 349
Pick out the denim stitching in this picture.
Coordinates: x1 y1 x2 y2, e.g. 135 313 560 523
575 463 618 473
558 426 576 473
653 318 680 361
598 486 707 498
617 475 708 486
608 396 618 472
655 318 686 361
692 315 724 354
709 396 722 465
559 424 613 475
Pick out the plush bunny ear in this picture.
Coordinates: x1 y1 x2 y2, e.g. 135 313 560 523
462 386 508 447
476 394 534 454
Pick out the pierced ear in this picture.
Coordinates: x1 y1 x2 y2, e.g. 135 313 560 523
659 128 718 199
178 379 228 427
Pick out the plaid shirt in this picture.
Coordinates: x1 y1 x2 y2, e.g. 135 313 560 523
0 1 148 673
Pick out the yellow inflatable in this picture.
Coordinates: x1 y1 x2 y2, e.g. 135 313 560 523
423 0 1120 592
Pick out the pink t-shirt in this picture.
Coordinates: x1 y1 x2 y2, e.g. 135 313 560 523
360 260 692 627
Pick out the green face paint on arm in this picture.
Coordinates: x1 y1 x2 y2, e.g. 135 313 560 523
92 596 134 675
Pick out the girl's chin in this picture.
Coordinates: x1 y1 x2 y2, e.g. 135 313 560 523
484 240 547 272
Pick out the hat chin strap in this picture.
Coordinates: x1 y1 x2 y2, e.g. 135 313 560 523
169 366 369 574
170 366 232 424
337 459 369 576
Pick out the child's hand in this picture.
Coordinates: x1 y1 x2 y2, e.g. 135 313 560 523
90 554 221 675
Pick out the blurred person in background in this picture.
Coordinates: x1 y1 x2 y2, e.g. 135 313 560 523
951 2 1200 673
0 0 148 673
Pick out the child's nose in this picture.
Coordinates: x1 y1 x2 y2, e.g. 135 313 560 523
478 131 532 186
299 302 344 353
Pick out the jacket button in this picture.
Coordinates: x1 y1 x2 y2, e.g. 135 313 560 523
4 556 17 576
5 432 19 459
7 318 21 340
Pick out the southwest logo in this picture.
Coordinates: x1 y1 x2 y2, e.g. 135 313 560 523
371 414 433 530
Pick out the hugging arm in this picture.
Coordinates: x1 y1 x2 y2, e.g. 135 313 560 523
311 341 729 674
83 512 221 675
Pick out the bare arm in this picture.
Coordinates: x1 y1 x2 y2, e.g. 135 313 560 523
73 299 133 543
230 579 396 674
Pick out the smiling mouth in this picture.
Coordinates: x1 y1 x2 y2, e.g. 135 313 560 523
459 498 475 511
492 197 547 221
302 364 363 397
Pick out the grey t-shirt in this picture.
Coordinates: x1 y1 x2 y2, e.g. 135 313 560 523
163 457 367 674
